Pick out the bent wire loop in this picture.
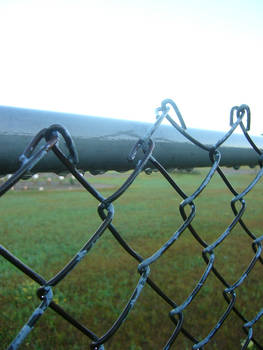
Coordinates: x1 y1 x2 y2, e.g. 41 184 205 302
1 100 263 350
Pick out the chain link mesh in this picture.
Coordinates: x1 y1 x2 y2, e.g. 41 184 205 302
1 99 263 349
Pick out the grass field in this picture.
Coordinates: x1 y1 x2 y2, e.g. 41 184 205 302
1 168 263 349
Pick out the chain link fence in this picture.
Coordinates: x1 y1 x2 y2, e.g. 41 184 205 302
1 99 263 349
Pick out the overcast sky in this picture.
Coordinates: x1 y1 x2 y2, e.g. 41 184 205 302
0 0 262 134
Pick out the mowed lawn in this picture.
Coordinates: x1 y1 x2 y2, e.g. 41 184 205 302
1 168 263 350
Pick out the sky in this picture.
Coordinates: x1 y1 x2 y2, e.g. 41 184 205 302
0 0 262 134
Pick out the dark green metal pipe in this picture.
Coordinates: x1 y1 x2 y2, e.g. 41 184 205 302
0 106 262 175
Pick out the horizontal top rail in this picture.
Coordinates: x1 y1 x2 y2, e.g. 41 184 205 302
0 105 262 175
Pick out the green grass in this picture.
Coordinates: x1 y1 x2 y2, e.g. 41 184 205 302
0 168 263 349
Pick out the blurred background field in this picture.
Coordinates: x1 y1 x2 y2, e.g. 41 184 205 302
0 167 262 349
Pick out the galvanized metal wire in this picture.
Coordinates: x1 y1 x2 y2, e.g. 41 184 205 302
1 100 263 349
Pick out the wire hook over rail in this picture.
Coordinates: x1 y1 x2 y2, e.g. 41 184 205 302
1 100 263 350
